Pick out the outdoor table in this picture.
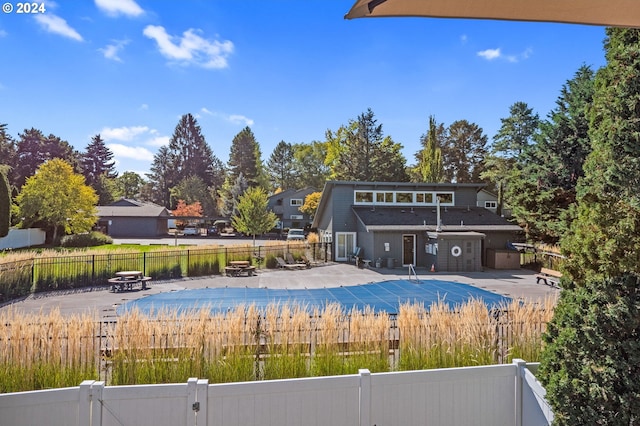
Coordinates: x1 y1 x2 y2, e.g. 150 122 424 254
225 261 256 277
109 271 151 292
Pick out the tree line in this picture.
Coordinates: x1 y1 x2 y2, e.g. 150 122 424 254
0 57 607 246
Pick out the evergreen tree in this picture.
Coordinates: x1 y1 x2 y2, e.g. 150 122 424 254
539 273 640 425
506 66 594 242
146 145 176 208
218 173 248 217
266 140 297 190
482 102 539 216
540 28 640 426
326 108 407 182
0 124 16 179
228 126 263 187
442 120 488 183
168 113 223 187
14 128 79 190
559 28 640 285
80 134 118 187
412 116 445 183
0 169 10 237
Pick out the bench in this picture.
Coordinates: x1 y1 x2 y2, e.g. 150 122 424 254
536 267 562 287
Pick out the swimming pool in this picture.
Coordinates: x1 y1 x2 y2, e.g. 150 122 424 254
118 279 510 316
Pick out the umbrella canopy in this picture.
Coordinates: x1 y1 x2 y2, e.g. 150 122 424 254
345 0 640 28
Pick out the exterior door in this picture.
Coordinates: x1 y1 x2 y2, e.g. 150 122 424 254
402 234 416 266
336 232 356 261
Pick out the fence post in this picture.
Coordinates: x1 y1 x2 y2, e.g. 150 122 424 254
186 377 198 426
91 381 105 426
79 380 94 426
197 379 209 425
359 369 371 426
513 358 526 426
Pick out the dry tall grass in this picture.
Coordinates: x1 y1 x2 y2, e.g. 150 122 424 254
0 307 99 393
1 298 555 392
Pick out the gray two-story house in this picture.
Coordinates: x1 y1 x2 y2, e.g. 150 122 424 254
267 187 317 230
312 181 522 272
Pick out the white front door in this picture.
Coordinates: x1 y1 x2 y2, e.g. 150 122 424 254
336 232 356 261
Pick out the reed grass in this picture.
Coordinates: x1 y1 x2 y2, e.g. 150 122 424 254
1 297 554 392
0 308 99 393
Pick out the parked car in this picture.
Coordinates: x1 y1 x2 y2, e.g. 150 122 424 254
286 228 306 241
182 225 200 236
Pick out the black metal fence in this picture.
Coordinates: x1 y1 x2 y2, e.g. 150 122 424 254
0 242 332 303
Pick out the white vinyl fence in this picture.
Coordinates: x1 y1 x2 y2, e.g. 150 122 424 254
0 360 553 426
0 228 45 250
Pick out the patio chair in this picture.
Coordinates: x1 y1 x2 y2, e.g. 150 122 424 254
286 252 307 267
276 257 305 269
349 247 362 264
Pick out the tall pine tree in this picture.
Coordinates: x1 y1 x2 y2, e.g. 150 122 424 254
412 115 445 183
539 28 640 426
81 134 118 205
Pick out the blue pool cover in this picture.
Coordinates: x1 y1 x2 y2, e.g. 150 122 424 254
118 279 510 316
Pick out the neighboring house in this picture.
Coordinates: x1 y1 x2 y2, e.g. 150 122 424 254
267 187 317 230
476 188 512 218
96 199 172 238
312 181 523 272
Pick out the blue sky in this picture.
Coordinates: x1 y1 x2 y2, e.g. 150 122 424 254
0 1 608 176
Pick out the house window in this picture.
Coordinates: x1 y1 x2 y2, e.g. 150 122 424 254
290 214 303 220
435 192 454 205
485 201 497 209
376 192 394 203
396 192 413 203
290 199 303 206
354 191 374 203
416 193 433 204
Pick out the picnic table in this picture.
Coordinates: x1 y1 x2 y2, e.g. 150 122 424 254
225 261 256 277
108 271 152 292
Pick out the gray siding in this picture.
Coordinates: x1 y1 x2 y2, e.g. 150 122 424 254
453 187 479 207
108 217 167 238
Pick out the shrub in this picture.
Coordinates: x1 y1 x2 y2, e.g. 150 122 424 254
60 232 113 247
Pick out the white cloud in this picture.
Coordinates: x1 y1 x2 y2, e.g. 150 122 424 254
0 29 7 37
200 107 214 115
477 48 501 60
460 34 468 44
35 14 83 41
100 125 151 141
228 114 254 126
477 47 532 63
139 103 149 110
95 0 144 17
147 135 170 147
107 143 154 161
99 39 129 62
143 25 234 69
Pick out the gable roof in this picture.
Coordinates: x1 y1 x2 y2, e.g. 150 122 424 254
96 199 172 218
352 206 522 232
